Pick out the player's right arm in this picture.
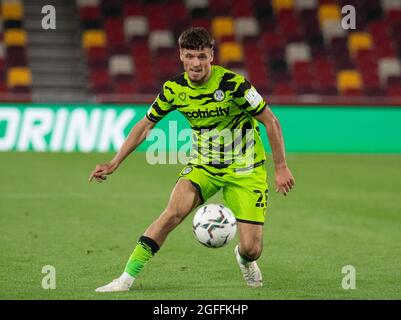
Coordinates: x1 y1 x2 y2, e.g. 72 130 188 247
88 117 156 183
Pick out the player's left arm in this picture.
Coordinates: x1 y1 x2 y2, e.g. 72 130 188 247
255 106 295 196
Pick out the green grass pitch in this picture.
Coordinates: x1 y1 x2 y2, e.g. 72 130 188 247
0 152 400 300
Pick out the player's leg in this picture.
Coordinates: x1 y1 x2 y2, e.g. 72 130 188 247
237 222 263 261
223 166 268 287
143 178 202 246
95 179 201 292
234 222 264 287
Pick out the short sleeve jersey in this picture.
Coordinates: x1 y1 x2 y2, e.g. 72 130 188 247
146 65 267 169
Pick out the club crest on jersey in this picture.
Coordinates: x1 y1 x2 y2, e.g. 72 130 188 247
181 166 193 175
179 92 186 101
213 90 225 102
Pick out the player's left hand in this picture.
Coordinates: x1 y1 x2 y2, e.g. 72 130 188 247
275 166 295 196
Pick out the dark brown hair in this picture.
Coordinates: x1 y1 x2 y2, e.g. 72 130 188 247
178 27 214 50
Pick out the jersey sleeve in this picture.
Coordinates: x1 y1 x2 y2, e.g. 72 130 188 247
232 77 267 116
146 82 176 123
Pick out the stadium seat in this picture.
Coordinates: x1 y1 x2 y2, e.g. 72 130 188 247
292 61 316 94
272 0 294 13
86 47 108 68
90 68 111 94
294 0 317 11
254 0 274 26
211 17 235 40
115 82 136 95
387 83 401 96
191 17 211 31
386 76 401 96
184 0 209 11
6 46 27 67
273 82 296 96
90 68 109 86
381 0 401 11
167 2 190 34
82 30 106 50
0 43 5 61
124 16 148 43
348 32 373 58
7 67 31 87
104 18 125 51
375 42 397 58
122 2 144 17
337 70 363 93
362 71 381 92
209 0 231 16
77 0 100 6
277 9 304 42
234 17 259 42
155 55 180 83
232 0 253 17
146 4 169 31
219 42 244 64
378 57 401 86
260 31 285 53
343 88 364 96
285 43 311 68
2 2 24 20
109 55 134 78
148 30 175 53
321 20 346 44
4 29 27 46
318 4 341 26
137 71 158 94
101 0 121 18
79 6 101 21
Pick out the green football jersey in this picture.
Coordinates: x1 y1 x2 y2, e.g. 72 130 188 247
146 65 267 170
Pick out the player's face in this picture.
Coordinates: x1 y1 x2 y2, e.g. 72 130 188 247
180 48 214 84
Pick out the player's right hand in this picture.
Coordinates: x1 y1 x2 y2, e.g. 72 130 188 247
88 162 118 183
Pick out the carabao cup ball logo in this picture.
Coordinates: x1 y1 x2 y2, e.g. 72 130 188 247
213 90 225 102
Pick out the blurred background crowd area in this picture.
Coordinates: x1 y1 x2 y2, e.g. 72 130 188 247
0 0 400 104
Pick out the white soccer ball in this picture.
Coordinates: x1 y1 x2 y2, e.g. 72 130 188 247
192 204 237 248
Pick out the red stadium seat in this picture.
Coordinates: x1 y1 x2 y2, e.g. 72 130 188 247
167 3 190 34
123 3 144 17
90 68 110 87
79 6 101 21
209 0 232 16
104 17 125 51
86 47 109 68
387 83 401 96
6 46 27 67
191 18 211 31
115 82 136 95
146 5 169 31
343 89 364 96
273 83 295 96
232 0 253 17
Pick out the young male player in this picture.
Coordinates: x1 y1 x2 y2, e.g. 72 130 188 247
89 27 295 292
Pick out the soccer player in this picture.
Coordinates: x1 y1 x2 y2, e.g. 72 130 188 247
89 27 295 292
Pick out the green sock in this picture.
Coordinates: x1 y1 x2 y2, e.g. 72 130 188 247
124 236 160 278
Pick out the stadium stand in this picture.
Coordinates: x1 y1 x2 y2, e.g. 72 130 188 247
75 0 401 104
0 0 31 100
1 0 401 104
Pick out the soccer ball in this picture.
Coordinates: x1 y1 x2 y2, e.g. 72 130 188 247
192 204 237 248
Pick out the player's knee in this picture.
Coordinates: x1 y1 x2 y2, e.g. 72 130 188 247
240 243 263 261
162 206 187 227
